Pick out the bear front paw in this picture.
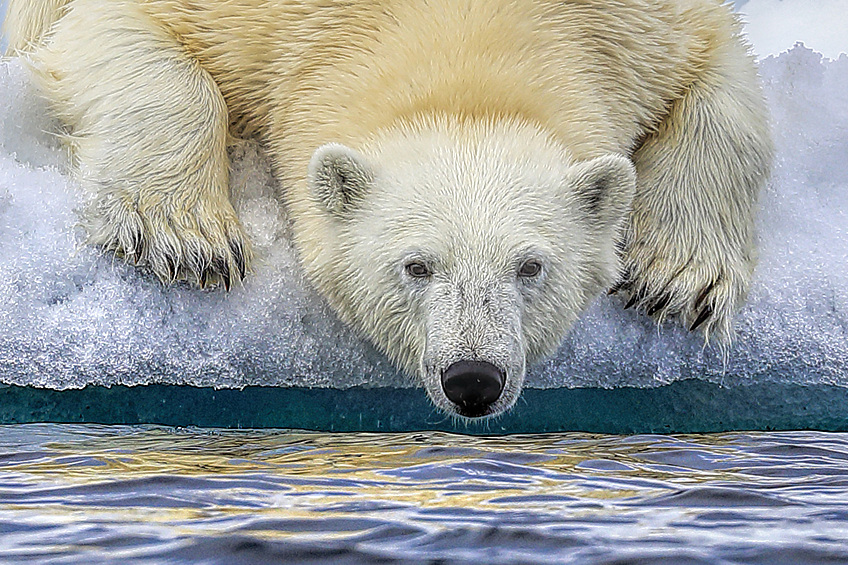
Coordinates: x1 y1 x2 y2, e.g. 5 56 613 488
85 195 251 290
612 246 754 341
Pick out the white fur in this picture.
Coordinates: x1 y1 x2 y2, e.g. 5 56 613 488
10 0 250 287
309 118 635 415
6 0 772 416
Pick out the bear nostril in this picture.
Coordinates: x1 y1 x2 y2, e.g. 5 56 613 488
440 360 505 417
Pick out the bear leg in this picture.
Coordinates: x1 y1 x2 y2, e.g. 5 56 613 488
31 0 249 289
622 36 772 341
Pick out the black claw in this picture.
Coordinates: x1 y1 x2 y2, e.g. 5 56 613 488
624 292 641 310
164 255 178 282
608 280 625 296
694 279 718 312
200 268 211 289
647 293 671 316
213 257 231 291
689 304 713 332
612 263 639 296
229 239 246 280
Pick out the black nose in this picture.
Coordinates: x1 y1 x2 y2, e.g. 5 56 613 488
441 361 505 417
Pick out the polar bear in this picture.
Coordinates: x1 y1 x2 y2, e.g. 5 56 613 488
4 0 772 418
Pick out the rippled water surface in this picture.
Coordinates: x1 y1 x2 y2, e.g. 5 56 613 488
1 425 847 564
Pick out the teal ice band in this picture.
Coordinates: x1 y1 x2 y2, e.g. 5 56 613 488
2 381 847 434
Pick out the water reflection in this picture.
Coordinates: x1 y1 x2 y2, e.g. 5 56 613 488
1 425 847 564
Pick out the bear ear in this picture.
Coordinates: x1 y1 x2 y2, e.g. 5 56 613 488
568 154 636 229
308 143 375 217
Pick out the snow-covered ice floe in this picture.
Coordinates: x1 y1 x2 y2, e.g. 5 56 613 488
0 45 846 391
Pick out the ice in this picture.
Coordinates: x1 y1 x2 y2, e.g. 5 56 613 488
739 0 848 60
0 46 846 391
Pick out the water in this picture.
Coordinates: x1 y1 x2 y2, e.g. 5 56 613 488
2 8 847 565
1 425 847 564
2 13 847 564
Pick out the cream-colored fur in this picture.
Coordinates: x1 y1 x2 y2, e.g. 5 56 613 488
5 0 772 416
3 0 66 52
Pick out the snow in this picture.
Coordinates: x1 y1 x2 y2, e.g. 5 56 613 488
740 0 848 60
0 44 846 390
0 59 399 389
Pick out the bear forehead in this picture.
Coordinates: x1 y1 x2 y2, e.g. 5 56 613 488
371 151 579 246
356 183 580 275
371 116 573 179
372 126 576 221
347 117 588 266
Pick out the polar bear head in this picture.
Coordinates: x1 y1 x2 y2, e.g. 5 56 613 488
307 117 636 419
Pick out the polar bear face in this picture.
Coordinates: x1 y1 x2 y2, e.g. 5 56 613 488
308 119 635 419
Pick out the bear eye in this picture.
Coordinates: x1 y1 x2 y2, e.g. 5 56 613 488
405 261 431 278
518 260 542 278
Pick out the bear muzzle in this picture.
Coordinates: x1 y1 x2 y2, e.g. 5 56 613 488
440 360 505 417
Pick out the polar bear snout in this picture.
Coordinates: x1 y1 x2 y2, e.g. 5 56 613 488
420 278 526 419
441 360 505 417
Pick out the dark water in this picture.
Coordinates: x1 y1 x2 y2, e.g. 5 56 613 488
1 425 847 564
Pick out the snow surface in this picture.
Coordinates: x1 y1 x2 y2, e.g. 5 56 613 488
740 0 848 60
0 46 846 390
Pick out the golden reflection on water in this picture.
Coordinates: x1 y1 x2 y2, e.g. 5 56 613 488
15 427 753 493
3 426 847 561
